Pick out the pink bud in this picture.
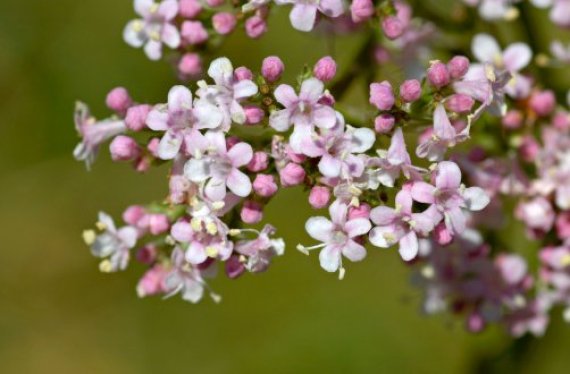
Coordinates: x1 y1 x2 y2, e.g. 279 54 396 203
125 104 151 132
427 61 450 88
110 135 140 161
348 203 371 220
467 313 485 333
245 15 267 39
225 136 240 150
261 56 284 82
374 47 391 64
529 90 556 117
234 66 253 81
285 146 306 163
556 212 570 240
313 56 337 82
553 111 570 131
241 201 263 224
136 245 158 264
212 12 236 35
226 255 246 279
106 87 132 113
279 163 306 187
148 214 170 235
123 205 146 226
399 79 421 103
374 114 395 134
318 92 336 107
445 94 474 113
433 222 453 246
518 135 540 162
447 56 470 79
179 0 202 18
369 81 395 110
136 266 167 297
181 21 208 45
382 16 404 40
244 105 265 125
502 110 523 130
253 174 278 197
247 151 269 172
147 138 160 158
350 0 374 23
468 147 486 162
206 0 224 7
308 186 331 209
178 53 202 76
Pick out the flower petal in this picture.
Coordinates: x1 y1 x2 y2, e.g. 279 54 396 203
344 218 371 238
227 142 253 167
472 33 501 64
158 131 183 159
305 217 334 242
289 3 318 32
398 231 419 261
369 206 397 226
435 161 462 189
269 109 292 131
411 182 436 204
168 86 193 112
463 186 490 211
319 245 341 272
343 240 367 262
227 169 252 197
503 43 532 72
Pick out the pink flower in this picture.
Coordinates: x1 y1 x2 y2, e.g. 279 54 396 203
253 174 278 197
269 78 337 145
197 58 259 127
277 0 345 32
86 212 138 272
470 33 532 99
73 102 126 169
137 265 168 297
146 85 223 159
234 225 285 273
515 197 555 235
123 0 181 60
411 161 490 235
369 81 395 111
301 200 371 275
531 0 570 28
261 56 285 82
369 189 438 261
163 248 207 303
416 104 470 161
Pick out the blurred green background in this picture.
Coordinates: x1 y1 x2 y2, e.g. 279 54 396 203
1 0 570 373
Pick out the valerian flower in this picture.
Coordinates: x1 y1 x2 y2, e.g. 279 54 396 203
269 77 337 139
411 161 490 235
275 0 345 32
73 102 126 169
462 0 520 21
83 212 138 272
233 225 286 273
416 104 470 161
123 0 180 60
299 200 371 277
197 58 259 128
369 188 438 261
146 85 223 159
184 131 253 201
470 33 532 99
163 248 210 303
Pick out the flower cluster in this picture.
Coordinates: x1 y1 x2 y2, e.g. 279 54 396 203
75 0 570 338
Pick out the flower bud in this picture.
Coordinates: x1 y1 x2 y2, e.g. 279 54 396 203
206 0 224 7
350 0 374 23
253 174 278 197
179 0 202 18
241 201 263 224
518 135 540 162
447 56 470 79
244 105 265 125
212 12 236 35
110 135 140 161
136 245 158 264
136 266 167 297
309 186 331 209
556 212 570 240
553 111 570 131
348 203 371 220
178 53 202 77
467 313 485 333
285 146 306 163
247 152 269 172
125 104 151 132
382 16 404 40
313 56 337 82
445 94 474 113
234 66 253 81
147 214 170 235
427 61 450 88
181 21 208 45
261 56 284 82
369 81 394 111
245 15 267 39
374 114 395 134
399 79 421 103
123 205 145 226
106 87 132 113
226 255 246 279
529 90 556 117
147 138 160 158
502 110 523 130
433 222 453 246
279 163 306 186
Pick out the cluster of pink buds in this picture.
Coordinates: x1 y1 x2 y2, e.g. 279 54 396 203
75 0 570 338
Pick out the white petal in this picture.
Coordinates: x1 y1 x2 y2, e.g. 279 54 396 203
463 187 490 211
269 109 292 131
157 131 182 159
342 240 367 262
168 86 193 112
398 231 418 261
290 3 318 32
503 43 532 72
208 57 233 86
227 169 252 197
305 217 334 242
472 33 501 63
319 245 341 272
233 80 258 99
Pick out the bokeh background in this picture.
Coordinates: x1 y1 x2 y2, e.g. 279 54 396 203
1 0 570 373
